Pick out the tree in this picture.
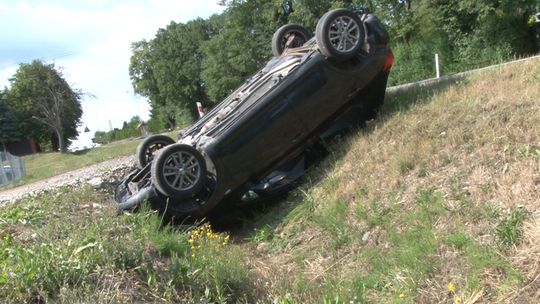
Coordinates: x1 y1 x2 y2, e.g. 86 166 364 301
130 0 539 117
5 60 83 153
92 115 144 144
0 97 21 157
92 131 109 145
130 18 213 129
201 0 284 102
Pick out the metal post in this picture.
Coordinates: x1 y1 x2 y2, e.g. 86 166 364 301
9 153 19 180
435 53 441 78
0 163 7 186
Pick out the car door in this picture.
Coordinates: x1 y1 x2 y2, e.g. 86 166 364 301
285 66 331 131
216 95 308 185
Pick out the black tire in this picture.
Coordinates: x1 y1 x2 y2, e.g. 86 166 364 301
151 144 207 200
315 9 365 61
136 135 175 168
272 24 310 57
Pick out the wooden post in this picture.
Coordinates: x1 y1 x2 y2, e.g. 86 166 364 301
196 102 206 118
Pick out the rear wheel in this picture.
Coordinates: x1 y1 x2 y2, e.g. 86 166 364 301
272 24 310 57
136 135 175 168
151 144 207 199
315 9 365 61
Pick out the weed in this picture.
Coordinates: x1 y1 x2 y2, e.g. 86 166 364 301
518 145 540 159
397 156 416 174
313 199 351 248
496 207 528 246
0 188 253 303
445 231 471 250
355 198 397 229
4 57 540 303
250 224 274 243
0 203 44 226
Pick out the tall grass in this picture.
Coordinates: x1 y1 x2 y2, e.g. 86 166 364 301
0 186 252 303
2 58 540 303
243 58 540 303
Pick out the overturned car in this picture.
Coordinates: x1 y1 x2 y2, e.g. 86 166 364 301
115 8 393 218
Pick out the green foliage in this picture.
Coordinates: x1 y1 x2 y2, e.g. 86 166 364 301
388 0 536 85
0 187 253 303
313 199 351 248
91 131 109 145
250 224 274 243
3 60 83 152
348 190 444 301
496 207 528 246
130 0 537 124
130 19 212 128
0 98 21 150
519 145 540 159
92 115 142 144
444 230 522 291
445 231 472 250
201 1 283 102
388 39 444 86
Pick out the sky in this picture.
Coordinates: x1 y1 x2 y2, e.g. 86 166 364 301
0 0 225 150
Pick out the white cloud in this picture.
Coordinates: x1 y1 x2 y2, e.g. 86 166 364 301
0 0 225 150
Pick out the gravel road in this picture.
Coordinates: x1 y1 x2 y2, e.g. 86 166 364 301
0 156 135 206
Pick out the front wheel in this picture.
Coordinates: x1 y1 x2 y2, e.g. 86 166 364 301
151 144 207 199
315 9 365 61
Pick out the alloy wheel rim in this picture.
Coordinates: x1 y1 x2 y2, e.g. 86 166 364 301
327 16 361 53
162 151 201 191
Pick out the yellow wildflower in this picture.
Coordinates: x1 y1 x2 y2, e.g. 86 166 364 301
447 282 456 293
399 293 406 299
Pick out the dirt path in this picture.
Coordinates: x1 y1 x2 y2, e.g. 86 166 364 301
0 156 135 206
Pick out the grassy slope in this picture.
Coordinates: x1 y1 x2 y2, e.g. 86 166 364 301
1 59 539 303
11 131 176 186
246 58 540 303
21 138 140 184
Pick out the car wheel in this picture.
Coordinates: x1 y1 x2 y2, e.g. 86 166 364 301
272 24 310 57
316 9 365 61
151 144 207 199
136 135 175 168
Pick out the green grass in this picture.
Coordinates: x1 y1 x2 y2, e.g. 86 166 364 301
239 58 540 302
20 138 140 184
2 58 540 302
0 187 252 303
496 208 528 246
6 131 177 187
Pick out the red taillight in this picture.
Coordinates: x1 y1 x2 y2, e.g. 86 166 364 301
383 51 394 73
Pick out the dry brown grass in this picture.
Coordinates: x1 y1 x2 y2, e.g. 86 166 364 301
245 58 540 302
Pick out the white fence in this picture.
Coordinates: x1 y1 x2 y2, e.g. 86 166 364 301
0 152 25 188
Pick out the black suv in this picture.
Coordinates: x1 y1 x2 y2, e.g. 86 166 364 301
115 9 393 218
